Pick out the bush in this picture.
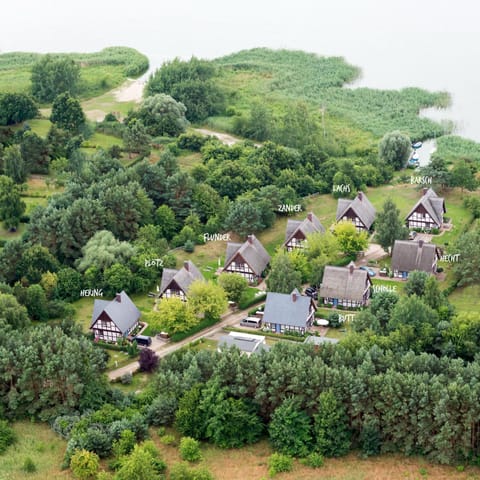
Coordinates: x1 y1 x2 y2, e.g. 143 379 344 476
327 312 341 328
301 452 324 468
0 420 16 454
184 240 195 253
120 372 133 385
157 427 166 437
22 457 37 473
146 395 178 426
70 449 100 480
139 348 159 372
169 462 214 480
160 434 176 445
268 453 293 477
179 436 202 462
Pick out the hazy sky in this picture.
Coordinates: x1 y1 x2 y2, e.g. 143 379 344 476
2 0 479 138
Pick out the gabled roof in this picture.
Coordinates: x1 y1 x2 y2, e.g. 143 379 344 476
90 291 140 334
284 212 325 244
406 188 446 226
263 289 315 328
224 235 270 275
391 240 440 273
336 192 376 229
319 262 371 301
159 260 204 295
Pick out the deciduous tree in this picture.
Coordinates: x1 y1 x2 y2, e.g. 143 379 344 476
378 131 411 170
375 199 409 254
0 175 26 230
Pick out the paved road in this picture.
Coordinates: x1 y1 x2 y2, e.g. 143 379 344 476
108 303 263 381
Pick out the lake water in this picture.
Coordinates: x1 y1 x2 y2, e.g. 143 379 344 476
1 0 479 141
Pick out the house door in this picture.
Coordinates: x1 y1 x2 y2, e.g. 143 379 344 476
275 324 281 334
402 271 408 279
333 298 338 307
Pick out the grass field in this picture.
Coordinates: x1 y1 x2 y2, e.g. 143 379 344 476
0 422 71 480
0 47 148 99
449 284 480 313
150 432 479 480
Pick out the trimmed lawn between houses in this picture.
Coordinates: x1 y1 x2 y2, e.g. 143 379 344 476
449 284 480 314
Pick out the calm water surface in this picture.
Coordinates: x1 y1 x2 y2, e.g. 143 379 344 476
1 0 479 140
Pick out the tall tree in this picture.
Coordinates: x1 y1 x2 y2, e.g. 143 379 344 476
136 94 188 137
0 93 38 125
218 274 248 304
313 390 351 457
3 145 27 183
123 119 151 157
452 226 480 286
31 55 80 102
50 93 86 133
378 130 411 170
0 175 26 231
188 280 227 320
266 251 302 294
332 220 369 257
375 198 409 254
269 397 312 457
450 161 478 192
223 198 265 237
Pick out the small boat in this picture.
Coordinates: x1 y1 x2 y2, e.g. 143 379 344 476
408 151 420 166
412 141 423 149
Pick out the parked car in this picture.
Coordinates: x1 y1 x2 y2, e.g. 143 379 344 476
379 268 388 277
409 231 417 240
133 335 152 347
305 287 318 300
359 266 376 276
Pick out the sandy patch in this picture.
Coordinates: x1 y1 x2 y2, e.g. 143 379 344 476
84 109 107 122
194 128 261 147
113 78 145 103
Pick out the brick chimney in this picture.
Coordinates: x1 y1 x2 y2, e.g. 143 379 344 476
307 212 313 222
184 260 189 271
247 235 254 244
348 262 355 274
358 192 363 201
418 239 424 249
292 291 297 302
422 188 428 196
115 293 121 303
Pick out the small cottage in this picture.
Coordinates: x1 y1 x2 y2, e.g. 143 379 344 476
405 188 446 230
284 212 325 251
319 262 372 308
336 191 376 232
90 291 140 342
391 239 441 278
158 260 204 301
262 289 316 335
223 234 270 284
218 332 269 356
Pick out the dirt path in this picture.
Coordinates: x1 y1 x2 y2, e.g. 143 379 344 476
194 128 261 147
107 304 262 381
113 78 145 102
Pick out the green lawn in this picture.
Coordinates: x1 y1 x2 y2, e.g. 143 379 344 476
113 372 151 394
0 223 26 241
26 118 52 137
0 422 72 480
449 284 480 313
177 151 202 171
105 348 137 371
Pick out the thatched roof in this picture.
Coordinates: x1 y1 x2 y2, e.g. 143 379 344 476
336 192 376 229
319 262 371 301
159 260 204 295
224 235 270 275
406 188 446 226
391 240 440 272
284 212 325 244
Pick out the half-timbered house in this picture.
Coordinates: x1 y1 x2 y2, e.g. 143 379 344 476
405 188 446 230
223 234 270 284
90 291 140 342
262 288 316 335
319 261 372 308
336 191 376 232
158 260 204 301
391 239 441 278
284 212 325 251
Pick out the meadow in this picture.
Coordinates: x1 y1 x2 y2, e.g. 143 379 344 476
213 48 450 141
0 47 148 100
